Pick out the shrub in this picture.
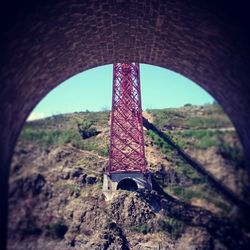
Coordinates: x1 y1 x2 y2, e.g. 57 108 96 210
45 219 68 239
130 224 150 234
62 183 81 197
217 140 244 166
97 146 109 156
77 120 99 139
165 217 184 239
18 218 42 239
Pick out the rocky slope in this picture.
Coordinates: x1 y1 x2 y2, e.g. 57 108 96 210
8 105 250 249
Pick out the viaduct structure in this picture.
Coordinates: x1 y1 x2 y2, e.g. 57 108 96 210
103 63 152 197
0 0 250 249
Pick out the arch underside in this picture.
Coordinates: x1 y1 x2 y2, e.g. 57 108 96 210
117 178 138 191
1 0 250 249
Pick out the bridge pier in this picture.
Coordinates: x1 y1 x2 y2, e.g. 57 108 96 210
103 172 152 199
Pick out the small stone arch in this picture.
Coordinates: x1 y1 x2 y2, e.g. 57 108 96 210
117 178 138 191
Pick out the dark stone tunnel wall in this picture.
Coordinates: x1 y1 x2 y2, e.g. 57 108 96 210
0 0 250 249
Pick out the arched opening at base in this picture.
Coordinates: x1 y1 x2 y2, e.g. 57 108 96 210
117 178 138 191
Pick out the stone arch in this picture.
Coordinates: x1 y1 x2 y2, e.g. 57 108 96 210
1 1 250 249
117 178 138 191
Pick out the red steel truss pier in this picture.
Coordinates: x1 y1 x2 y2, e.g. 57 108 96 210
103 63 152 198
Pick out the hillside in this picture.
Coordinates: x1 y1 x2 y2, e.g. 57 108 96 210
8 104 250 249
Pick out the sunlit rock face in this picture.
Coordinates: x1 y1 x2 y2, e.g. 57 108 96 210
1 0 250 248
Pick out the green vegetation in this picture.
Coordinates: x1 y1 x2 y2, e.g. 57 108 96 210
146 128 231 214
20 127 80 147
164 129 244 166
165 186 230 213
186 116 229 128
129 217 184 239
146 130 201 182
164 217 185 239
147 104 232 130
27 111 110 130
217 140 244 166
77 119 99 139
20 113 109 157
130 224 150 234
73 111 110 127
61 183 81 197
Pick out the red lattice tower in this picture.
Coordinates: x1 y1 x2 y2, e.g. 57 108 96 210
108 63 147 173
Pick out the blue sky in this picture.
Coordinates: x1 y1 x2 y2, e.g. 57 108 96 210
28 64 214 120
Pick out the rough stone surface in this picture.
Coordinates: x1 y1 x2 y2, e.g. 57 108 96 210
1 0 250 249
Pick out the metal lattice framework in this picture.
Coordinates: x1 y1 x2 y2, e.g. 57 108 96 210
108 63 146 173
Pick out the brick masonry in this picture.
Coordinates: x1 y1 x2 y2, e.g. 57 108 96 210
0 0 250 249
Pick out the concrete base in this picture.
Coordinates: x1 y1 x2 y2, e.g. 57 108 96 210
103 172 152 199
